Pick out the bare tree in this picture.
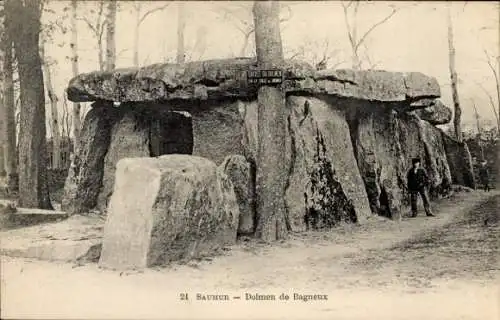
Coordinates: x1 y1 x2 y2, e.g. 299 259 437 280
0 2 6 176
470 99 485 161
61 95 73 142
186 25 208 62
253 1 288 241
286 37 344 70
0 97 4 176
39 1 70 164
176 1 186 63
1 1 18 191
68 0 81 154
483 50 500 132
474 80 500 132
105 0 117 71
40 35 61 169
447 3 462 142
214 2 293 57
132 2 170 67
340 1 402 70
80 0 107 71
215 3 254 57
7 0 52 209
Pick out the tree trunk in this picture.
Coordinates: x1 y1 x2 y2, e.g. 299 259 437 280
176 2 185 63
252 1 288 241
98 38 104 71
351 5 360 70
9 0 52 209
105 0 117 71
192 25 207 60
447 4 462 142
491 58 500 133
71 0 81 153
352 51 361 70
0 98 5 176
40 38 61 169
0 3 5 177
133 4 140 67
2 3 18 192
240 30 252 57
472 102 485 161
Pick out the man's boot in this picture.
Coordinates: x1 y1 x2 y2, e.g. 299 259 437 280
425 208 435 217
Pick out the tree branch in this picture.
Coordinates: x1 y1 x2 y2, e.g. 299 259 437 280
139 4 170 26
331 60 347 69
342 1 355 10
354 7 399 52
116 48 129 58
341 1 356 48
474 80 500 125
239 29 254 56
216 7 249 35
79 17 98 35
98 19 107 44
280 4 293 23
484 49 499 90
287 51 301 60
133 1 141 13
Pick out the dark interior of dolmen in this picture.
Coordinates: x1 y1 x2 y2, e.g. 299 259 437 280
149 109 193 157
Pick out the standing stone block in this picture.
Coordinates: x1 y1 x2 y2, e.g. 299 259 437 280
219 155 255 234
96 106 151 212
98 155 239 270
191 102 246 165
442 133 476 189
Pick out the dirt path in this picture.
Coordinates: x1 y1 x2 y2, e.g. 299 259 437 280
1 191 499 320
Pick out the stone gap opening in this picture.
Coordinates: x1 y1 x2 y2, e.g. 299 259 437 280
149 110 194 157
378 186 392 219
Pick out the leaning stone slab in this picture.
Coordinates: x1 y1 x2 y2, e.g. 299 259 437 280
286 96 371 230
441 133 476 189
61 103 117 214
98 155 239 270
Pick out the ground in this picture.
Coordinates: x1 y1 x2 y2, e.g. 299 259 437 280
1 190 499 320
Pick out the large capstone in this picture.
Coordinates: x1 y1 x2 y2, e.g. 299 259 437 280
67 58 440 105
98 155 239 270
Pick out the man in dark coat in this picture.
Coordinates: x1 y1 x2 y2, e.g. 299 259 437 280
479 160 490 192
407 158 434 217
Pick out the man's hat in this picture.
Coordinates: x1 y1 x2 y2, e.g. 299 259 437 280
412 157 421 165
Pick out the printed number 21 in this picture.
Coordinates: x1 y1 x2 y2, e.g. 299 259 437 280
180 293 189 301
